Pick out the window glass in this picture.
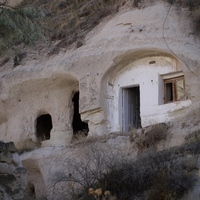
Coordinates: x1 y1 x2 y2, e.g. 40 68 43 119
164 76 185 104
166 82 173 102
176 79 185 101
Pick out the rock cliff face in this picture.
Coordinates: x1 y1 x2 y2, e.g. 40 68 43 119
0 141 27 200
0 1 200 199
0 2 200 149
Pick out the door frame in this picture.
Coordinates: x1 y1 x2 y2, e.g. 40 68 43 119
120 85 141 132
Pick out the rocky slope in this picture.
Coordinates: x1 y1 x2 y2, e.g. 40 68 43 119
0 141 27 200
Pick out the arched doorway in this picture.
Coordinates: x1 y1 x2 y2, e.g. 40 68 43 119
25 182 36 200
72 92 89 137
36 114 52 141
101 51 185 132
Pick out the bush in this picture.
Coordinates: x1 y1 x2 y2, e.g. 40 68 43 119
130 123 168 152
51 142 198 200
20 0 121 55
185 130 200 143
0 2 45 53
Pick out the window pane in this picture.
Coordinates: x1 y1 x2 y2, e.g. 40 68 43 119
166 82 173 102
176 79 185 101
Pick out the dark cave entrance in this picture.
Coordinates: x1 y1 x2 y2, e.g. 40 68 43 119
72 92 89 137
36 114 52 141
25 182 36 200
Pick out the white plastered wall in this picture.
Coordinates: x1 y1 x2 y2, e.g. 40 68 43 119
106 56 192 133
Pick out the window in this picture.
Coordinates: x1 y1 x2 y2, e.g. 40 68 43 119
164 76 185 103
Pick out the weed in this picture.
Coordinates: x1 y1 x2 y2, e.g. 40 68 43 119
19 0 123 54
130 123 168 152
51 142 198 200
185 130 200 143
0 2 46 53
0 57 10 67
3 0 199 53
88 187 117 200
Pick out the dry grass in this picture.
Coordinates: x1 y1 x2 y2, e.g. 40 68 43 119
130 123 168 152
0 57 10 67
71 130 131 145
185 129 200 143
11 0 199 56
88 188 117 200
19 0 124 55
51 143 199 200
0 0 198 57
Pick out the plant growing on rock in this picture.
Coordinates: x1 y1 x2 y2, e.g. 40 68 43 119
88 188 116 200
51 141 199 200
0 0 46 53
130 123 168 152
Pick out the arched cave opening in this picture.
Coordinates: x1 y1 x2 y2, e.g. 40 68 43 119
25 182 36 200
36 114 52 141
72 92 89 137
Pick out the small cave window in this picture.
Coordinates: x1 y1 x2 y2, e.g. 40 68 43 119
72 92 89 137
164 76 185 103
36 114 52 141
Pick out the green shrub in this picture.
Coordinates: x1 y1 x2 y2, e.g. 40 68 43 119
0 2 46 53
